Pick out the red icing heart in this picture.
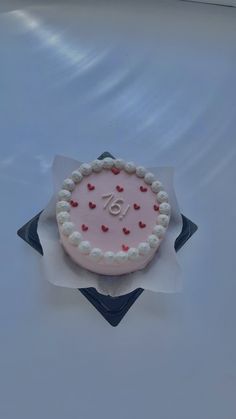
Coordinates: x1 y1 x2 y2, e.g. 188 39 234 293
87 183 95 191
101 224 109 232
140 186 147 192
133 203 140 210
89 201 96 209
122 244 129 252
139 221 146 229
116 185 124 192
153 204 159 212
70 200 78 207
111 167 120 175
123 227 130 235
82 224 88 231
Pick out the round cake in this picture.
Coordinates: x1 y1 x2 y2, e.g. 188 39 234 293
56 158 171 275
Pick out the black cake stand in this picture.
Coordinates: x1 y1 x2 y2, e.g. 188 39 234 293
17 152 198 326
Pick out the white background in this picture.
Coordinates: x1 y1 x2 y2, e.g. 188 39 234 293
188 0 236 6
0 1 236 419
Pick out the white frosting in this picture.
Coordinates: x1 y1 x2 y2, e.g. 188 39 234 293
109 198 124 215
114 159 125 169
144 172 155 185
57 158 171 269
151 180 163 193
58 189 71 201
136 166 146 178
89 248 103 261
80 163 92 176
61 222 75 236
148 234 160 248
78 241 91 254
91 159 103 172
102 157 114 169
153 225 166 239
56 201 70 213
62 178 75 192
157 214 170 228
127 247 139 261
138 242 151 256
159 202 171 215
104 251 115 264
157 190 169 203
57 211 70 224
71 170 83 183
68 231 82 246
115 251 128 264
124 161 136 173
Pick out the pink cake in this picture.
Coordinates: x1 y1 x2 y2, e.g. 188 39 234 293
56 158 171 275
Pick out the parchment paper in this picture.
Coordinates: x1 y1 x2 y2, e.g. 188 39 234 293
37 155 183 296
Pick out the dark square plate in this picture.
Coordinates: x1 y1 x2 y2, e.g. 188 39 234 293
17 152 198 326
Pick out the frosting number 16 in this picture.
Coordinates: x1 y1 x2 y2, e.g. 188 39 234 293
102 193 130 220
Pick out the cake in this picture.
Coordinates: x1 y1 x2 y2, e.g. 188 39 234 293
56 158 171 275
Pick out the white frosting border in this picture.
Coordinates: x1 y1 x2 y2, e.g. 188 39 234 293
57 158 171 265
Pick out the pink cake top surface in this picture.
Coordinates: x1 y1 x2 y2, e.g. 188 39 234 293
69 170 158 252
56 159 170 275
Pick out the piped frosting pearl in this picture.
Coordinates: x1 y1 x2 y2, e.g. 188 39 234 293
80 163 92 176
61 222 75 236
62 178 75 191
159 202 171 215
71 170 83 183
56 201 70 213
128 248 139 261
153 225 166 239
114 159 125 169
91 159 103 172
89 248 103 261
115 251 128 264
124 162 136 173
58 189 71 201
138 242 151 256
151 180 163 193
104 251 115 264
68 231 82 246
78 241 91 254
157 190 168 203
144 172 155 185
57 211 70 224
136 166 146 178
157 214 170 228
102 157 114 169
148 235 160 248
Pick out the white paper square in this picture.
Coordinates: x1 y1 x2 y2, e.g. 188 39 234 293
37 155 183 296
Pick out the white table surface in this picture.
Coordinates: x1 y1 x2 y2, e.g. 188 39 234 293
188 0 236 6
0 1 236 418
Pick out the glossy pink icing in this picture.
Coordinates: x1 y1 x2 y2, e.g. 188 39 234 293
70 170 157 251
59 168 160 275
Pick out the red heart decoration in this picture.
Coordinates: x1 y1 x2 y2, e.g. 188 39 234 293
89 201 96 209
101 224 109 232
133 203 140 210
139 221 146 229
123 227 130 235
116 185 124 192
111 167 120 175
87 183 95 191
153 204 159 212
70 200 78 208
122 244 129 252
82 224 88 231
140 186 147 192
